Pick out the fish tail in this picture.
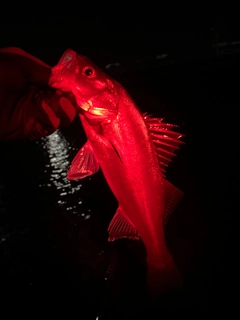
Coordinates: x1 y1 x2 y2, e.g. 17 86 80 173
147 257 183 299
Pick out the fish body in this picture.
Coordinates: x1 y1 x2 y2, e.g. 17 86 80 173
50 49 185 295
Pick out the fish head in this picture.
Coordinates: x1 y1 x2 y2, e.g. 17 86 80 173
50 49 119 122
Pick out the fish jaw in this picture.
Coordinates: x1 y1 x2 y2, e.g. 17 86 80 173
79 95 119 122
49 49 77 92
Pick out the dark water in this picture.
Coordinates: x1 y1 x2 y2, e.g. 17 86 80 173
0 54 238 317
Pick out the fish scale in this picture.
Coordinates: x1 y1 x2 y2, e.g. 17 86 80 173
49 49 185 297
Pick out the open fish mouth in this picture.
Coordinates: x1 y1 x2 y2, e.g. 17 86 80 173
79 100 93 112
78 100 117 120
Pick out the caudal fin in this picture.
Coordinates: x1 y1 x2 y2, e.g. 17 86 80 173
147 259 183 299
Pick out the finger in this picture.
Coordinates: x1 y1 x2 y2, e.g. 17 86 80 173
59 97 76 123
43 91 77 127
41 102 61 130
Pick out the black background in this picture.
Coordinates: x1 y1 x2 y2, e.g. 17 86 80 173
0 5 239 318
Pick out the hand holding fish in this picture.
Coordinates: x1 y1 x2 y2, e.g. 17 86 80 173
0 47 77 140
50 49 185 298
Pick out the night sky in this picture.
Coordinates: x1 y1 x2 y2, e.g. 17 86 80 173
1 7 237 66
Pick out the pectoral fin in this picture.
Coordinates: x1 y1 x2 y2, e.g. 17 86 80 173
67 141 99 180
108 207 140 241
163 179 184 224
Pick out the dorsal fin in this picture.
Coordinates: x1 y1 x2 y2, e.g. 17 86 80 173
143 113 185 176
108 207 140 241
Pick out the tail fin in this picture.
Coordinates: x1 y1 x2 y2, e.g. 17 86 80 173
147 258 183 299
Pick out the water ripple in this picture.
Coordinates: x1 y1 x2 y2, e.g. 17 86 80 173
37 130 89 219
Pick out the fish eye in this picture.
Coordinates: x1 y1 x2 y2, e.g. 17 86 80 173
83 67 95 77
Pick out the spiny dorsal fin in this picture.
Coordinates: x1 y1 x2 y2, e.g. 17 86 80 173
143 113 185 176
108 207 140 241
67 141 99 180
163 179 184 225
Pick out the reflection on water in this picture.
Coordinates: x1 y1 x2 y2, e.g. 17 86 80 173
37 130 91 220
0 127 207 316
0 128 109 318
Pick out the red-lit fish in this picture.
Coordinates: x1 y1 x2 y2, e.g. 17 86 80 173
50 49 185 296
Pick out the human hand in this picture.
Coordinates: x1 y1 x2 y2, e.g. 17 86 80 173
0 47 77 140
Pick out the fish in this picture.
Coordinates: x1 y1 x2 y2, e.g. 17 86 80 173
49 49 185 296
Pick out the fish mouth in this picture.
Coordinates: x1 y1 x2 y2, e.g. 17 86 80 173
80 105 117 120
78 98 118 120
79 100 93 112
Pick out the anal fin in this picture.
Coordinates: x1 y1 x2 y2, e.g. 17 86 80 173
163 179 184 225
108 208 140 241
